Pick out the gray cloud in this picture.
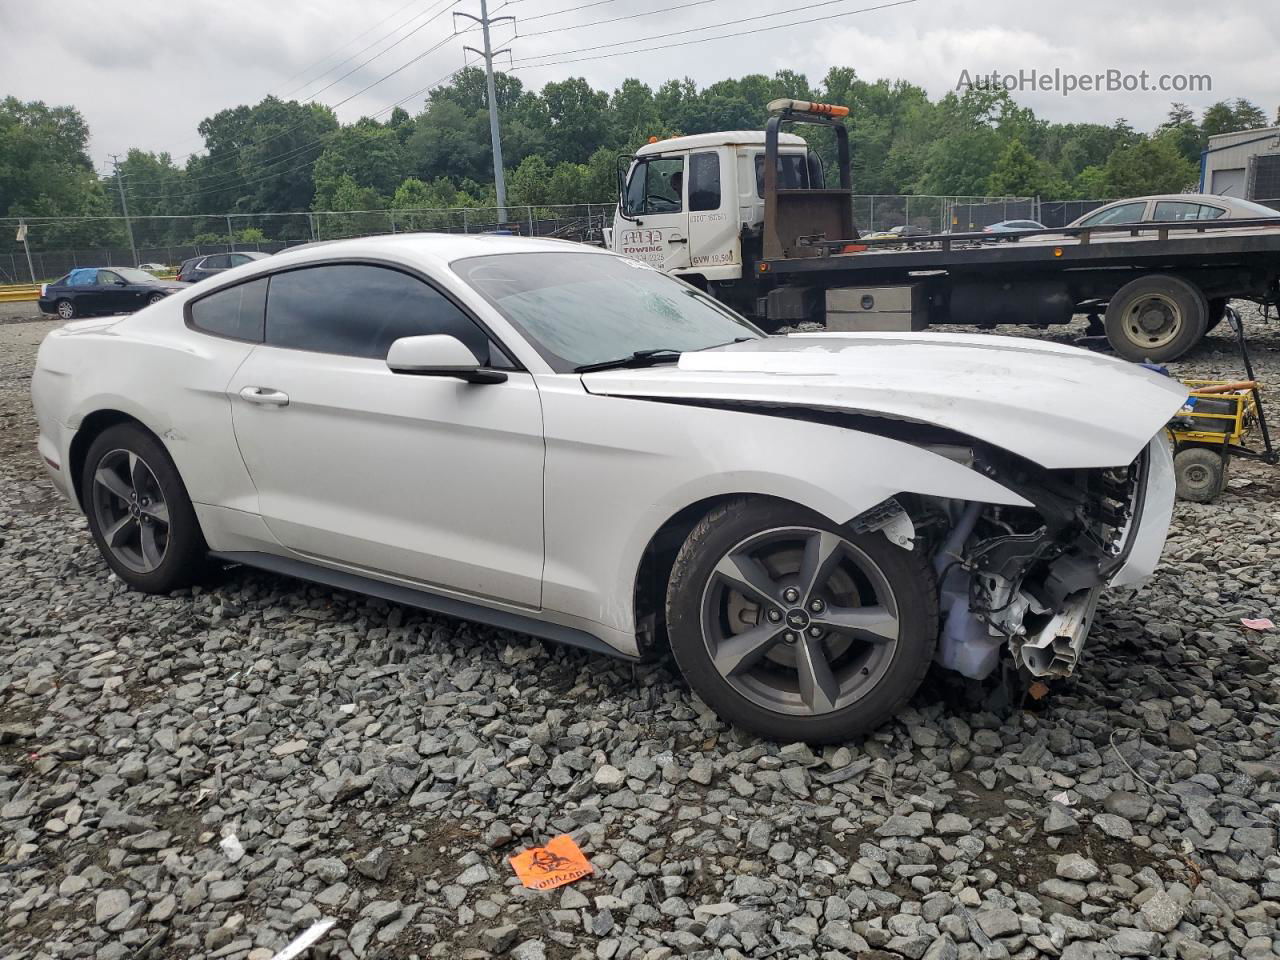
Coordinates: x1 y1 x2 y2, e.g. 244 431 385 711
3 0 1276 172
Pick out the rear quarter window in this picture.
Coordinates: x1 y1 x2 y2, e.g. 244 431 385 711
188 277 268 342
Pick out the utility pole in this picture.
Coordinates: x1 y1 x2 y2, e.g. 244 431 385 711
457 0 514 223
16 220 36 284
110 154 139 267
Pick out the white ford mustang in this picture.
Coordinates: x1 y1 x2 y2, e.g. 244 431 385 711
31 234 1187 743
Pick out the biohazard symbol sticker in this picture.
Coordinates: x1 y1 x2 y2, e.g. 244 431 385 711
509 834 594 891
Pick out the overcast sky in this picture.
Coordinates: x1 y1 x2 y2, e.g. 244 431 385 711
4 0 1278 172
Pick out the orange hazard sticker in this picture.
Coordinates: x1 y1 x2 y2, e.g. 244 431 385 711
509 834 594 891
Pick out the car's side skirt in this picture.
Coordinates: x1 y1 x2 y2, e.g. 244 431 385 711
209 550 637 662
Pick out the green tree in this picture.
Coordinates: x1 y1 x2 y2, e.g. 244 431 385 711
1201 98 1268 139
0 97 121 250
987 139 1040 196
188 96 338 216
312 120 406 206
1101 137 1198 196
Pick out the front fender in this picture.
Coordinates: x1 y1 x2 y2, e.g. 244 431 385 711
538 384 1029 648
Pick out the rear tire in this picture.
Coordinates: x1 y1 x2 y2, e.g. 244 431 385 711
1104 275 1207 362
1174 447 1227 503
147 293 165 306
1205 298 1228 333
81 423 208 593
665 497 938 744
56 299 76 320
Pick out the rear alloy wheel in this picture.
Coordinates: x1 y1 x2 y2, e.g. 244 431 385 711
1104 274 1207 362
666 498 937 744
56 299 76 320
147 293 166 306
82 423 208 592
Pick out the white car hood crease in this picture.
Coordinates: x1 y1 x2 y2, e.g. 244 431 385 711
581 332 1189 469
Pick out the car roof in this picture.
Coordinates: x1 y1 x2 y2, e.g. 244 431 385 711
206 235 614 284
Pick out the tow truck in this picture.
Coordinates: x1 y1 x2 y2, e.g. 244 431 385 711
610 98 1280 362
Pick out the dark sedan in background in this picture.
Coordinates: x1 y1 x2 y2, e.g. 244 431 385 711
177 250 269 283
37 267 188 320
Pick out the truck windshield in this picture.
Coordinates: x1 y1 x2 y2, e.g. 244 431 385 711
452 252 762 373
623 156 684 216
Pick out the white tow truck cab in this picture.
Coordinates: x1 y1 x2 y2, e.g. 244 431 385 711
610 128 820 285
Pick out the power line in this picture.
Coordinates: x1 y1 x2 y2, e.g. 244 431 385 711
517 0 730 38
273 0 434 97
511 0 920 68
122 27 466 194
297 0 460 103
125 55 479 202
121 2 463 187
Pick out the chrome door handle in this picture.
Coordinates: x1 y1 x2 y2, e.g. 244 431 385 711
239 386 290 406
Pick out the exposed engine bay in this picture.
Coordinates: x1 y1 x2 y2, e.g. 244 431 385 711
886 441 1150 681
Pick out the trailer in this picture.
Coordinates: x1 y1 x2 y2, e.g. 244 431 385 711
610 99 1280 362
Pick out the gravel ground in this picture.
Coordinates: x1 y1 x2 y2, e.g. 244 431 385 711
2 307 1279 960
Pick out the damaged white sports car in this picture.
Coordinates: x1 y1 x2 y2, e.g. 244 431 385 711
31 235 1186 743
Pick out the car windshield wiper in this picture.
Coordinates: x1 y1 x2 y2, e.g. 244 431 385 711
574 348 684 373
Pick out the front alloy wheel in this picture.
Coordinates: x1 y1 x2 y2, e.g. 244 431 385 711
666 498 938 744
701 527 901 716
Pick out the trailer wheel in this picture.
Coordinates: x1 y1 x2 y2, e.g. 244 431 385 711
1104 275 1208 362
1174 447 1228 502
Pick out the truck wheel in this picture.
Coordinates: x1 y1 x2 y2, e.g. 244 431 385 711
665 497 938 744
1174 447 1227 502
1104 275 1207 362
1205 298 1228 333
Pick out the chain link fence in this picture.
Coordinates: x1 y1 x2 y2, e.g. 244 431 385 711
2 196 1121 283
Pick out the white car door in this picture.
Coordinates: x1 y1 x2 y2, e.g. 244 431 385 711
617 153 691 270
228 262 545 608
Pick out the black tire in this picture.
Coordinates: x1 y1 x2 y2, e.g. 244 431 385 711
147 293 166 306
56 299 76 320
665 497 938 744
1205 298 1228 333
1174 447 1227 503
1104 274 1208 363
81 422 208 592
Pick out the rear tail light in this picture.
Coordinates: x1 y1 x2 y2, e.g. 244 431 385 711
40 283 47 297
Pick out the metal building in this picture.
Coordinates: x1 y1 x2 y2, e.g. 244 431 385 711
1200 126 1280 208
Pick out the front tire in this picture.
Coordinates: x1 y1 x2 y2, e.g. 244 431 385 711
665 497 938 744
81 423 208 592
1104 275 1207 362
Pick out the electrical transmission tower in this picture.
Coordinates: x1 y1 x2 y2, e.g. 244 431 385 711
455 0 514 222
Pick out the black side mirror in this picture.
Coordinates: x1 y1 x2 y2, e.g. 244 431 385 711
114 279 127 286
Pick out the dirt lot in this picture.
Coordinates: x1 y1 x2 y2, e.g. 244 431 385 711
1 309 1278 960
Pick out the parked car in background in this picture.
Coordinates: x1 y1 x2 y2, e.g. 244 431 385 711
31 234 1185 743
37 267 188 320
177 250 270 283
1067 194 1280 228
982 219 1046 238
138 262 169 272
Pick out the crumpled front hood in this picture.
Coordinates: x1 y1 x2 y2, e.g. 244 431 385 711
581 332 1188 469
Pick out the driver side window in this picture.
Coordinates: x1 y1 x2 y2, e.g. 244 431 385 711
97 270 123 286
623 157 684 216
264 263 506 365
